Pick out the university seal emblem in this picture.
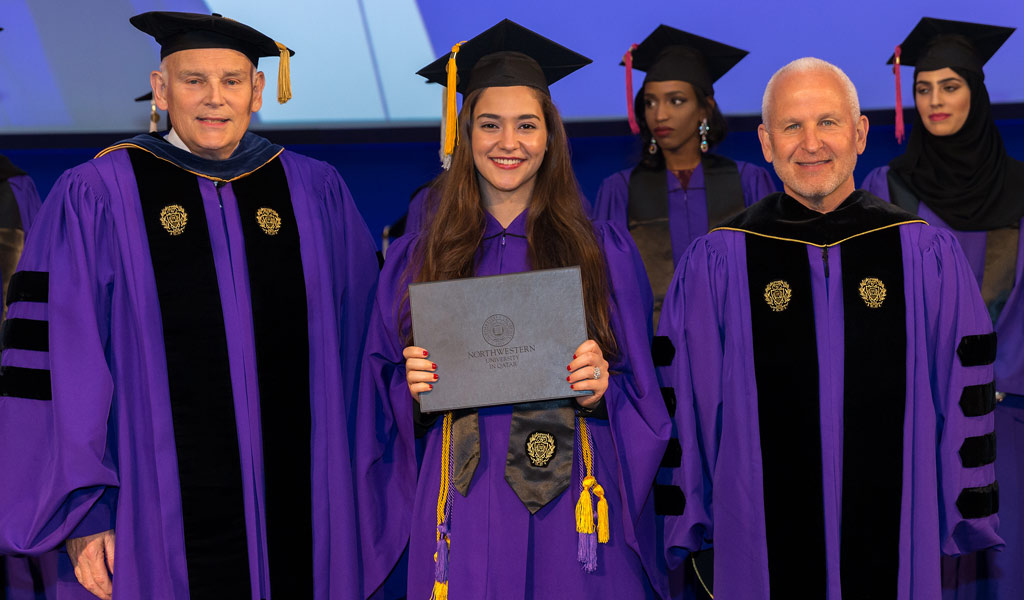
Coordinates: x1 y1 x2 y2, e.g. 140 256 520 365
859 277 886 308
482 314 515 347
256 207 282 235
526 431 556 467
160 204 187 236
764 280 792 312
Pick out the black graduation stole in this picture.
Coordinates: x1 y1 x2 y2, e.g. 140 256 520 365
626 154 744 323
129 148 313 599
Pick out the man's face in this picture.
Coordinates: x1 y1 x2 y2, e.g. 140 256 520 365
151 48 265 161
757 69 868 211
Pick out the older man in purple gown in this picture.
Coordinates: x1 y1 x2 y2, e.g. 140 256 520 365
0 12 380 600
657 57 1002 599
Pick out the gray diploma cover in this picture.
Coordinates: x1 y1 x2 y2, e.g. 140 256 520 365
409 266 591 412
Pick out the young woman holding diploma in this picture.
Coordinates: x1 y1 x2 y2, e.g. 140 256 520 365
355 20 670 600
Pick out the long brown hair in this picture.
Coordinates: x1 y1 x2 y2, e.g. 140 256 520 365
408 86 618 360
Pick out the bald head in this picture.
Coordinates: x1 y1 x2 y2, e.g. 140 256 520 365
761 57 861 125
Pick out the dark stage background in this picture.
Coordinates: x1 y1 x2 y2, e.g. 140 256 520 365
3 109 1024 248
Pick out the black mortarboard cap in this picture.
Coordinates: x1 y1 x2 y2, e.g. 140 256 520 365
130 11 294 104
130 11 294 66
135 92 153 102
887 17 1014 75
625 25 747 96
416 19 590 96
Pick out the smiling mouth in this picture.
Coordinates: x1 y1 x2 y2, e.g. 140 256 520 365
797 159 832 168
198 117 230 124
490 157 525 168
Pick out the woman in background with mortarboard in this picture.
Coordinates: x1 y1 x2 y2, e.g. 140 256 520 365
355 19 670 600
591 26 775 327
861 17 1024 600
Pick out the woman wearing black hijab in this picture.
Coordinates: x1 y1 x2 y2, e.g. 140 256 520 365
861 17 1024 600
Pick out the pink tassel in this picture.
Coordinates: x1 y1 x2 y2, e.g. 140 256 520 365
894 45 905 144
624 44 640 135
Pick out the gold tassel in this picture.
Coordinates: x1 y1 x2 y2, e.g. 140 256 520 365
575 475 596 534
276 41 292 104
440 42 464 169
430 580 448 600
594 484 609 543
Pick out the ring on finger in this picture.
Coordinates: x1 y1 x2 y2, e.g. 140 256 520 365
592 366 601 380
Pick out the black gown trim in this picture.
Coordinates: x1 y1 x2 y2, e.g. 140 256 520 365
129 148 251 599
0 318 48 352
653 484 685 516
961 382 997 417
960 432 997 468
660 438 682 469
715 191 926 248
745 234 827 597
839 226 906 600
957 333 998 367
230 158 314 597
957 482 999 519
0 366 51 400
651 335 675 366
6 271 48 305
660 386 676 418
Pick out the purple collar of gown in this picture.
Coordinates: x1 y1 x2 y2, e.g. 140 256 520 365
95 131 284 183
714 190 927 247
482 207 529 239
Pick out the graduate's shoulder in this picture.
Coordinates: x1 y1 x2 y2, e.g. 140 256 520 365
379 231 420 279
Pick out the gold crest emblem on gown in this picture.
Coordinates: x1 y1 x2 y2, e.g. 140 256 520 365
159 205 187 236
859 277 886 308
526 431 556 467
764 280 792 312
256 207 281 235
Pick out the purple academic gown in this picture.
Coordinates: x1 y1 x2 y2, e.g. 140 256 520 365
0 134 380 599
590 162 776 267
659 192 1002 600
865 165 1024 599
357 210 671 599
0 162 56 600
403 186 593 240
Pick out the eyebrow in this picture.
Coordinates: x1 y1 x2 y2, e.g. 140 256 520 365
917 77 963 85
177 70 248 79
476 113 541 120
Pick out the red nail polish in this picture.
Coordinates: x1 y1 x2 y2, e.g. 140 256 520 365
567 365 572 371
423 350 429 357
433 373 438 380
428 384 433 389
432 363 437 370
570 384 575 389
573 354 577 359
566 375 571 381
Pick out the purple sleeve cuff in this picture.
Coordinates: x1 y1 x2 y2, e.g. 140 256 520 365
68 486 118 539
